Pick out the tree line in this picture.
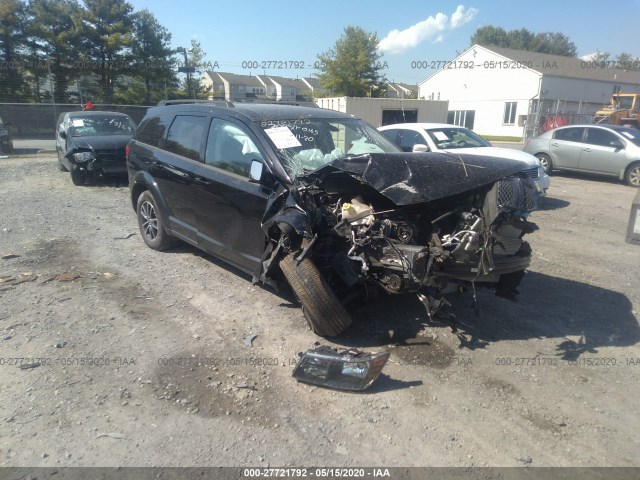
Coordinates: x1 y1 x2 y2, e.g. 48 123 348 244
0 0 209 105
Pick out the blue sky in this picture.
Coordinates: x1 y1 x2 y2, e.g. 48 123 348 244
128 0 640 85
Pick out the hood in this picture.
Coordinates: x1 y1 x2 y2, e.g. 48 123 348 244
303 152 529 206
67 135 132 151
441 146 540 167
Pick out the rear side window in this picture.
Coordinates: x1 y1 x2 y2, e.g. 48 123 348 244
553 127 584 143
165 115 209 161
136 114 173 147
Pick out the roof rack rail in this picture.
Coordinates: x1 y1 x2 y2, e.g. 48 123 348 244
156 99 234 108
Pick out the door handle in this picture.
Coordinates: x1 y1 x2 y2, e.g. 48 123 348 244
193 176 211 186
551 143 558 147
582 148 591 152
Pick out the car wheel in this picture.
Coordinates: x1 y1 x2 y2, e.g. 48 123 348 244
279 252 352 337
625 163 640 187
69 166 84 186
136 190 175 250
536 153 552 174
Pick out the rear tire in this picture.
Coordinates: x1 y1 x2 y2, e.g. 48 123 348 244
625 163 640 187
280 253 352 337
536 153 552 174
136 190 176 250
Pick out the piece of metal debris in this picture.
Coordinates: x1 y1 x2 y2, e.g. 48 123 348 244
243 334 258 347
1 253 20 260
114 233 135 240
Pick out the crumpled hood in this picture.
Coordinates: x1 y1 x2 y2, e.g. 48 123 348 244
303 152 529 206
67 135 132 151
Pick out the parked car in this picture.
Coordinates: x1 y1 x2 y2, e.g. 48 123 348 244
0 115 13 154
127 103 540 337
523 124 640 187
56 111 137 185
378 123 550 194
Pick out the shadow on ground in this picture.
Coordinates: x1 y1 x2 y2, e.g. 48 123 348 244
331 271 639 361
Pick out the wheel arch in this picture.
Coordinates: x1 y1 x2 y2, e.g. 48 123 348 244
130 171 171 223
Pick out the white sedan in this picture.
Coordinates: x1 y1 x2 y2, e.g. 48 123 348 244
379 123 550 194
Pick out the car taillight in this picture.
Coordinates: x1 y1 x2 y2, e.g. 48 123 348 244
125 144 130 161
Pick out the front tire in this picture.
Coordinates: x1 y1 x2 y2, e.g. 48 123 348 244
625 163 640 187
69 166 84 186
279 253 352 337
136 190 175 250
536 153 552 174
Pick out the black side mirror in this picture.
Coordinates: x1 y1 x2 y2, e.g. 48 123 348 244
59 131 67 139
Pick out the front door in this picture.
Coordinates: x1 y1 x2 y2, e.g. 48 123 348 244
192 117 270 273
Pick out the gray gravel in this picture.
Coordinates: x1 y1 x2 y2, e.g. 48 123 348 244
1 155 639 468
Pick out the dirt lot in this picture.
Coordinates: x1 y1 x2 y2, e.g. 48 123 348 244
1 154 639 468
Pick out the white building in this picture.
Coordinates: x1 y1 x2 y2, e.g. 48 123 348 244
418 44 640 138
315 97 448 128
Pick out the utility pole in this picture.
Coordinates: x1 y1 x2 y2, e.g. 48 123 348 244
178 47 195 99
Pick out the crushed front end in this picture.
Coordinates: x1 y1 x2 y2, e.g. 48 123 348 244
261 152 539 314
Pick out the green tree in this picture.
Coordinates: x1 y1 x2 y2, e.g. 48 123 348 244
124 9 176 104
0 0 30 101
317 26 387 97
471 26 577 57
78 0 135 103
28 0 83 104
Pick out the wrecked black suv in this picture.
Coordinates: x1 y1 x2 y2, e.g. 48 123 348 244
127 103 539 337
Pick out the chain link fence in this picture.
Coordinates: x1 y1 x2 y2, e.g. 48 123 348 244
0 103 151 138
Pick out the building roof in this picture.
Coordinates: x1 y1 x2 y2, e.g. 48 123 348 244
302 77 322 89
216 72 264 88
486 46 640 85
264 75 305 89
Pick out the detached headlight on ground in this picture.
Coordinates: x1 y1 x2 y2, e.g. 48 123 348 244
292 346 390 391
73 152 95 163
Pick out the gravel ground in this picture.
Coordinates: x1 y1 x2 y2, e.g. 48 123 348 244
1 155 639 469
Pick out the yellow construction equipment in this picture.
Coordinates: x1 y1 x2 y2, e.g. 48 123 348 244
593 93 640 127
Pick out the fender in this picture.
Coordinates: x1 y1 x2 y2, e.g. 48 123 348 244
130 170 171 228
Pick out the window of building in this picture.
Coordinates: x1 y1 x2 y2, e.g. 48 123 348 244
447 110 475 129
503 102 517 125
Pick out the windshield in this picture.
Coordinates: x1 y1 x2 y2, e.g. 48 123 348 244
257 117 400 177
426 127 491 150
69 115 136 137
618 127 640 146
614 96 634 110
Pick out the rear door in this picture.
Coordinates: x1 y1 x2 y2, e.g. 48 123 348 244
146 114 209 243
578 127 627 175
191 116 270 273
550 127 584 169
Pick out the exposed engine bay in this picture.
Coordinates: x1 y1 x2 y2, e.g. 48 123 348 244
257 152 539 328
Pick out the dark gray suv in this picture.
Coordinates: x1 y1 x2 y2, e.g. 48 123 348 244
127 102 539 337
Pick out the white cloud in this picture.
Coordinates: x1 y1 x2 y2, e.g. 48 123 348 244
378 5 478 55
450 5 478 28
